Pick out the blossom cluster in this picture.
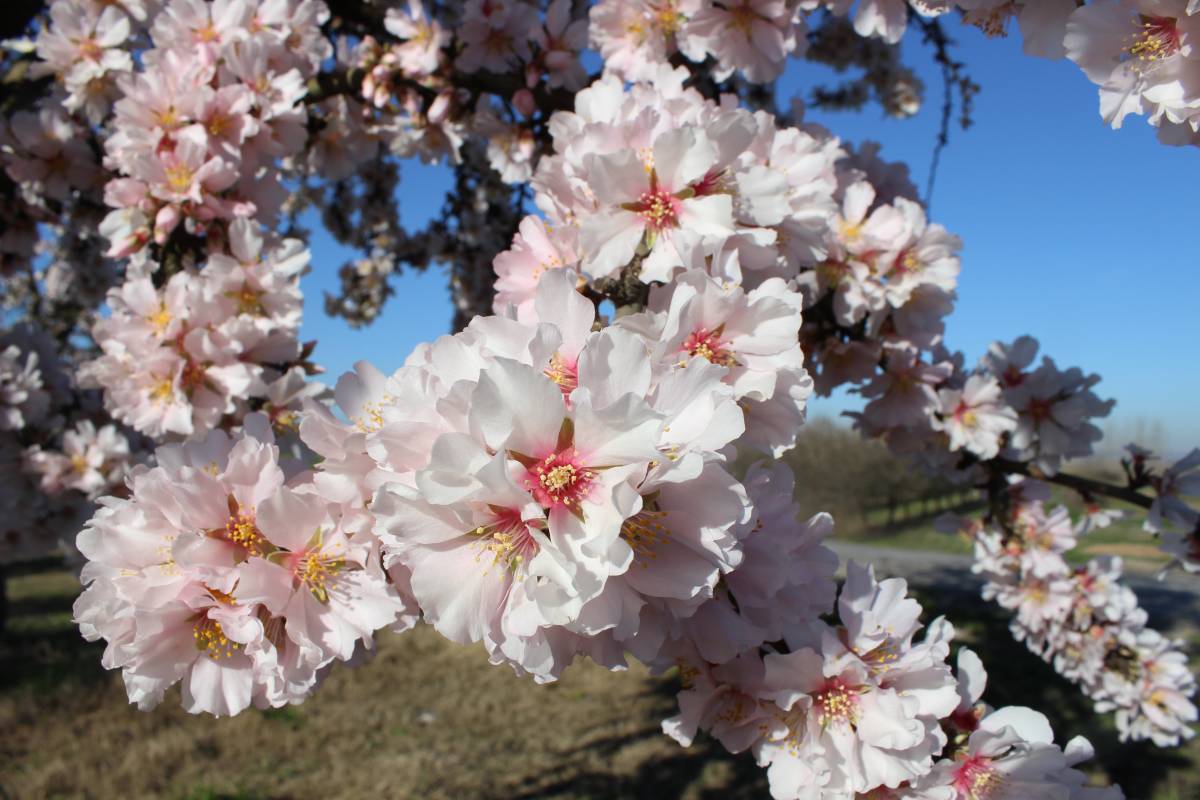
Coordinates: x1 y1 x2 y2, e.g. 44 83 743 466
81 220 314 439
73 266 1126 797
963 479 1198 747
319 269 801 680
665 561 1124 799
88 0 329 254
590 0 808 85
349 0 592 178
74 417 417 716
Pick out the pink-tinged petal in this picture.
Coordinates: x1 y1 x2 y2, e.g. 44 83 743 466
235 556 295 615
182 653 254 717
469 358 565 455
585 147 647 205
652 128 716 191
257 487 328 552
579 208 644 280
677 194 735 237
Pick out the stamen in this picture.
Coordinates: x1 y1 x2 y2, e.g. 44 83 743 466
681 325 739 367
621 506 670 566
193 616 240 660
814 677 861 728
1127 16 1181 69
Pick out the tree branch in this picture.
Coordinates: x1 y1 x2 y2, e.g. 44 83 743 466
993 457 1153 511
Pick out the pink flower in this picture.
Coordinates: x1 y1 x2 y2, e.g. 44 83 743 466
383 0 449 75
1066 0 1200 130
681 0 800 83
493 216 580 322
579 128 735 282
235 486 411 662
531 0 589 90
934 374 1018 460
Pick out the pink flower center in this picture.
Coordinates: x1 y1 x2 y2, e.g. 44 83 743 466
953 401 979 429
78 38 104 61
165 163 194 193
630 188 680 232
953 754 1004 799
893 248 921 275
682 326 738 367
728 5 758 34
473 508 540 573
1128 16 1181 64
525 449 596 510
214 499 266 556
193 587 239 661
814 677 861 728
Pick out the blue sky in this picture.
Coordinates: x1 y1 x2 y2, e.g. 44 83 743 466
300 23 1200 451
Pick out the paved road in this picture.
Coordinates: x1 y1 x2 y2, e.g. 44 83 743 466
829 541 1200 631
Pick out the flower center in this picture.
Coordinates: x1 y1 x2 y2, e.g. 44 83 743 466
954 754 1004 799
193 616 240 659
156 106 181 130
814 677 861 728
78 38 104 61
207 112 231 138
471 507 540 574
165 163 194 193
227 285 265 316
954 402 979 428
195 23 221 44
894 249 921 275
526 450 595 510
653 3 683 35
294 549 343 603
221 503 266 556
838 219 863 242
181 359 206 392
150 376 175 403
148 304 172 334
1127 16 1181 65
682 325 738 367
1026 397 1052 422
631 188 679 232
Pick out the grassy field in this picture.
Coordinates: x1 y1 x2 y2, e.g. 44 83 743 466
2 546 1198 799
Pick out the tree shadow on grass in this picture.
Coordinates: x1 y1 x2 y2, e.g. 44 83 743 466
506 697 769 800
0 568 106 695
501 669 769 800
